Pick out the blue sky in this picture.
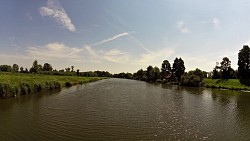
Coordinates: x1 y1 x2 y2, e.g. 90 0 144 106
1 0 250 73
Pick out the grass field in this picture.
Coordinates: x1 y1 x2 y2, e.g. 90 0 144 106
203 78 250 91
0 72 106 98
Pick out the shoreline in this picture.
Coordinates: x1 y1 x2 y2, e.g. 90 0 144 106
0 73 107 99
203 78 250 91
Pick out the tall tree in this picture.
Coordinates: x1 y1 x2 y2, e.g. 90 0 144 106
238 45 250 79
71 66 74 72
12 64 19 72
220 57 232 79
30 60 39 73
146 66 154 82
153 67 160 81
20 67 24 73
172 58 185 82
161 60 171 78
43 63 53 71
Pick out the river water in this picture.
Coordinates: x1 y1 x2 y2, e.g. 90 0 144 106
1 78 250 140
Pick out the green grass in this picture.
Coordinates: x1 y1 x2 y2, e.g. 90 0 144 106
0 72 106 98
203 78 250 91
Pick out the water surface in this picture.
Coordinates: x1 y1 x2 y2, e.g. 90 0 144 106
1 78 250 140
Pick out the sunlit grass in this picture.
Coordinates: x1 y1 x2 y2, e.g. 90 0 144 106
203 78 250 91
0 72 106 98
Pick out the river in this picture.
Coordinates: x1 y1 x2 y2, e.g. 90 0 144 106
1 78 250 140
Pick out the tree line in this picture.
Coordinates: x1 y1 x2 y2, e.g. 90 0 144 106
114 45 250 87
0 60 112 77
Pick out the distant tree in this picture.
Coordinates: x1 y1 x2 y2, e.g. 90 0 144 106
43 63 53 71
212 62 221 79
172 58 185 82
146 66 154 82
30 60 39 73
0 65 12 72
238 45 250 79
65 68 71 72
12 64 19 72
220 57 232 79
238 45 250 85
161 60 171 79
25 68 28 73
152 67 161 82
181 68 204 87
20 67 24 73
76 69 80 76
71 66 74 72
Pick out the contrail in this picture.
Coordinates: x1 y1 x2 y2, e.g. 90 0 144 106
91 32 129 46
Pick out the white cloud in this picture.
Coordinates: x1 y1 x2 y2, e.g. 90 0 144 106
26 43 83 62
176 21 189 33
91 32 129 46
212 18 220 29
39 0 76 32
84 45 130 63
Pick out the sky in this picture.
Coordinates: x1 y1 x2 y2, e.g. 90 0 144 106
1 0 250 73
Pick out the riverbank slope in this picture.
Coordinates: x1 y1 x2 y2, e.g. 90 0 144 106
0 73 106 98
204 78 250 91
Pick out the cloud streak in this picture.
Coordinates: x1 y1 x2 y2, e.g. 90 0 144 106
91 32 129 46
39 0 76 32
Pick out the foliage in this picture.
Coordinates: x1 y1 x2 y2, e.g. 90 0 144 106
12 64 19 72
161 60 171 78
43 63 53 71
238 45 250 85
172 58 185 82
0 72 105 99
180 68 204 87
220 57 235 79
0 65 12 72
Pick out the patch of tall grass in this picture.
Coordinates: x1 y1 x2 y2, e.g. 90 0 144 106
0 72 105 98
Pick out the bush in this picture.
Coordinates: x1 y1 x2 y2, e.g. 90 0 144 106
180 68 204 87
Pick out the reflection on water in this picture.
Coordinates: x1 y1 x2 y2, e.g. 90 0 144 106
1 78 250 140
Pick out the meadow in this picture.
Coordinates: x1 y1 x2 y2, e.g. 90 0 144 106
0 72 105 98
203 78 250 91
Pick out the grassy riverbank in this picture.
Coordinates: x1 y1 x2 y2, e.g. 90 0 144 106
203 78 250 91
0 72 106 98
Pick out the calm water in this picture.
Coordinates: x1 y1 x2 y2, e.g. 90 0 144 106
1 78 250 140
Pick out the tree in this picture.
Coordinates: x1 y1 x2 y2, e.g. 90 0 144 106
0 65 12 72
20 67 24 73
146 66 154 82
65 67 70 72
220 57 232 79
212 62 221 79
76 69 80 76
172 58 185 82
181 68 204 87
152 67 160 82
161 60 171 79
238 45 250 85
43 63 53 71
238 45 250 79
30 60 39 73
12 64 19 72
71 66 74 72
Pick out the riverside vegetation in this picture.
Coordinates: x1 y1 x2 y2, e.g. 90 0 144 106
0 60 110 99
0 72 105 99
114 45 250 91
